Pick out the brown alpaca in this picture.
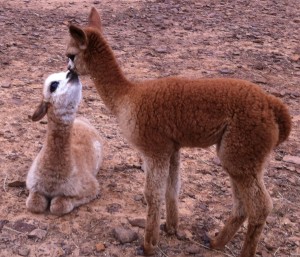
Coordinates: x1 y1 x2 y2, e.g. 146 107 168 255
66 8 291 257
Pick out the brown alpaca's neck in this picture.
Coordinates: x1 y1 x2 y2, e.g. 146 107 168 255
42 110 73 176
86 30 132 114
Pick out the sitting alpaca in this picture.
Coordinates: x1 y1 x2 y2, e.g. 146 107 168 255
26 71 103 215
65 8 291 257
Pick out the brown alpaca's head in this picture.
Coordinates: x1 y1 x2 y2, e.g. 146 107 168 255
66 7 103 75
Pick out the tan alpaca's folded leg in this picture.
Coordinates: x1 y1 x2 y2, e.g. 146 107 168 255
50 196 75 215
50 179 99 215
26 191 49 213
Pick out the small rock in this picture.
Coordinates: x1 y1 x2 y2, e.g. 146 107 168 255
290 54 300 62
218 68 235 74
266 216 277 225
106 203 122 214
17 246 30 256
285 165 296 172
10 220 36 233
264 235 277 251
176 230 187 240
185 244 202 254
268 88 281 97
281 216 293 226
283 155 300 165
93 0 100 4
113 227 138 244
261 250 272 257
1 82 11 88
95 242 106 252
279 90 288 97
28 228 47 240
187 192 196 199
134 194 143 201
155 47 168 53
212 156 221 166
254 76 268 84
128 218 146 228
197 203 208 211
11 79 25 87
8 180 26 187
80 242 93 256
61 244 72 255
0 220 9 232
288 236 300 246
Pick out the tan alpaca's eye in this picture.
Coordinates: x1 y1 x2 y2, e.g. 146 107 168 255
50 81 59 93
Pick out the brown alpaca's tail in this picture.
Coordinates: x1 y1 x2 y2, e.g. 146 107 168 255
268 95 292 146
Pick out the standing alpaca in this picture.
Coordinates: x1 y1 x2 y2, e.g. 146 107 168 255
65 8 291 256
26 71 103 215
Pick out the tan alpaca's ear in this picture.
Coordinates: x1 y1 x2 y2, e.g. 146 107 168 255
88 7 103 32
69 24 88 50
32 101 49 122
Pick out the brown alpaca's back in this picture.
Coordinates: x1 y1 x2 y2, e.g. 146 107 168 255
66 8 291 257
122 77 289 152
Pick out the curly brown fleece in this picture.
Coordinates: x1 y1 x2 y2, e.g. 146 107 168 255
66 7 291 257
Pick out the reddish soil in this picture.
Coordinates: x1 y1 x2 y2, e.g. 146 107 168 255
0 0 299 256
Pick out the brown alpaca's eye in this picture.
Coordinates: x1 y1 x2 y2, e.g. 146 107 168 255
67 54 75 61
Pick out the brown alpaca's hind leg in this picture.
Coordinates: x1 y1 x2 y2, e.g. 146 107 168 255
211 172 272 257
213 124 275 257
210 178 247 250
165 150 180 235
142 157 169 256
237 176 273 257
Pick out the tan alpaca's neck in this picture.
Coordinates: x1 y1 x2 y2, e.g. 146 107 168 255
85 30 132 114
42 111 73 177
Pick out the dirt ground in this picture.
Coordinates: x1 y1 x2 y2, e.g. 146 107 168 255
0 0 299 256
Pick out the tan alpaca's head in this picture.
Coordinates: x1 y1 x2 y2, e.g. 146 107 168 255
66 7 103 75
32 71 82 123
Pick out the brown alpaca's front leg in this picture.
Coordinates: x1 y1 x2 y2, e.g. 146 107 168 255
142 157 169 256
165 150 180 235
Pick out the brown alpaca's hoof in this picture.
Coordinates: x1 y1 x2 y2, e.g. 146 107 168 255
160 223 177 235
136 245 155 256
206 234 225 251
137 245 155 256
202 233 212 247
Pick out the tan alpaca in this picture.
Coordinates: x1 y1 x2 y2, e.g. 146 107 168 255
26 71 103 215
66 8 291 256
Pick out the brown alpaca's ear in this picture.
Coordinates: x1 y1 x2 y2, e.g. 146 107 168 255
69 24 88 50
32 101 49 122
88 7 103 32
